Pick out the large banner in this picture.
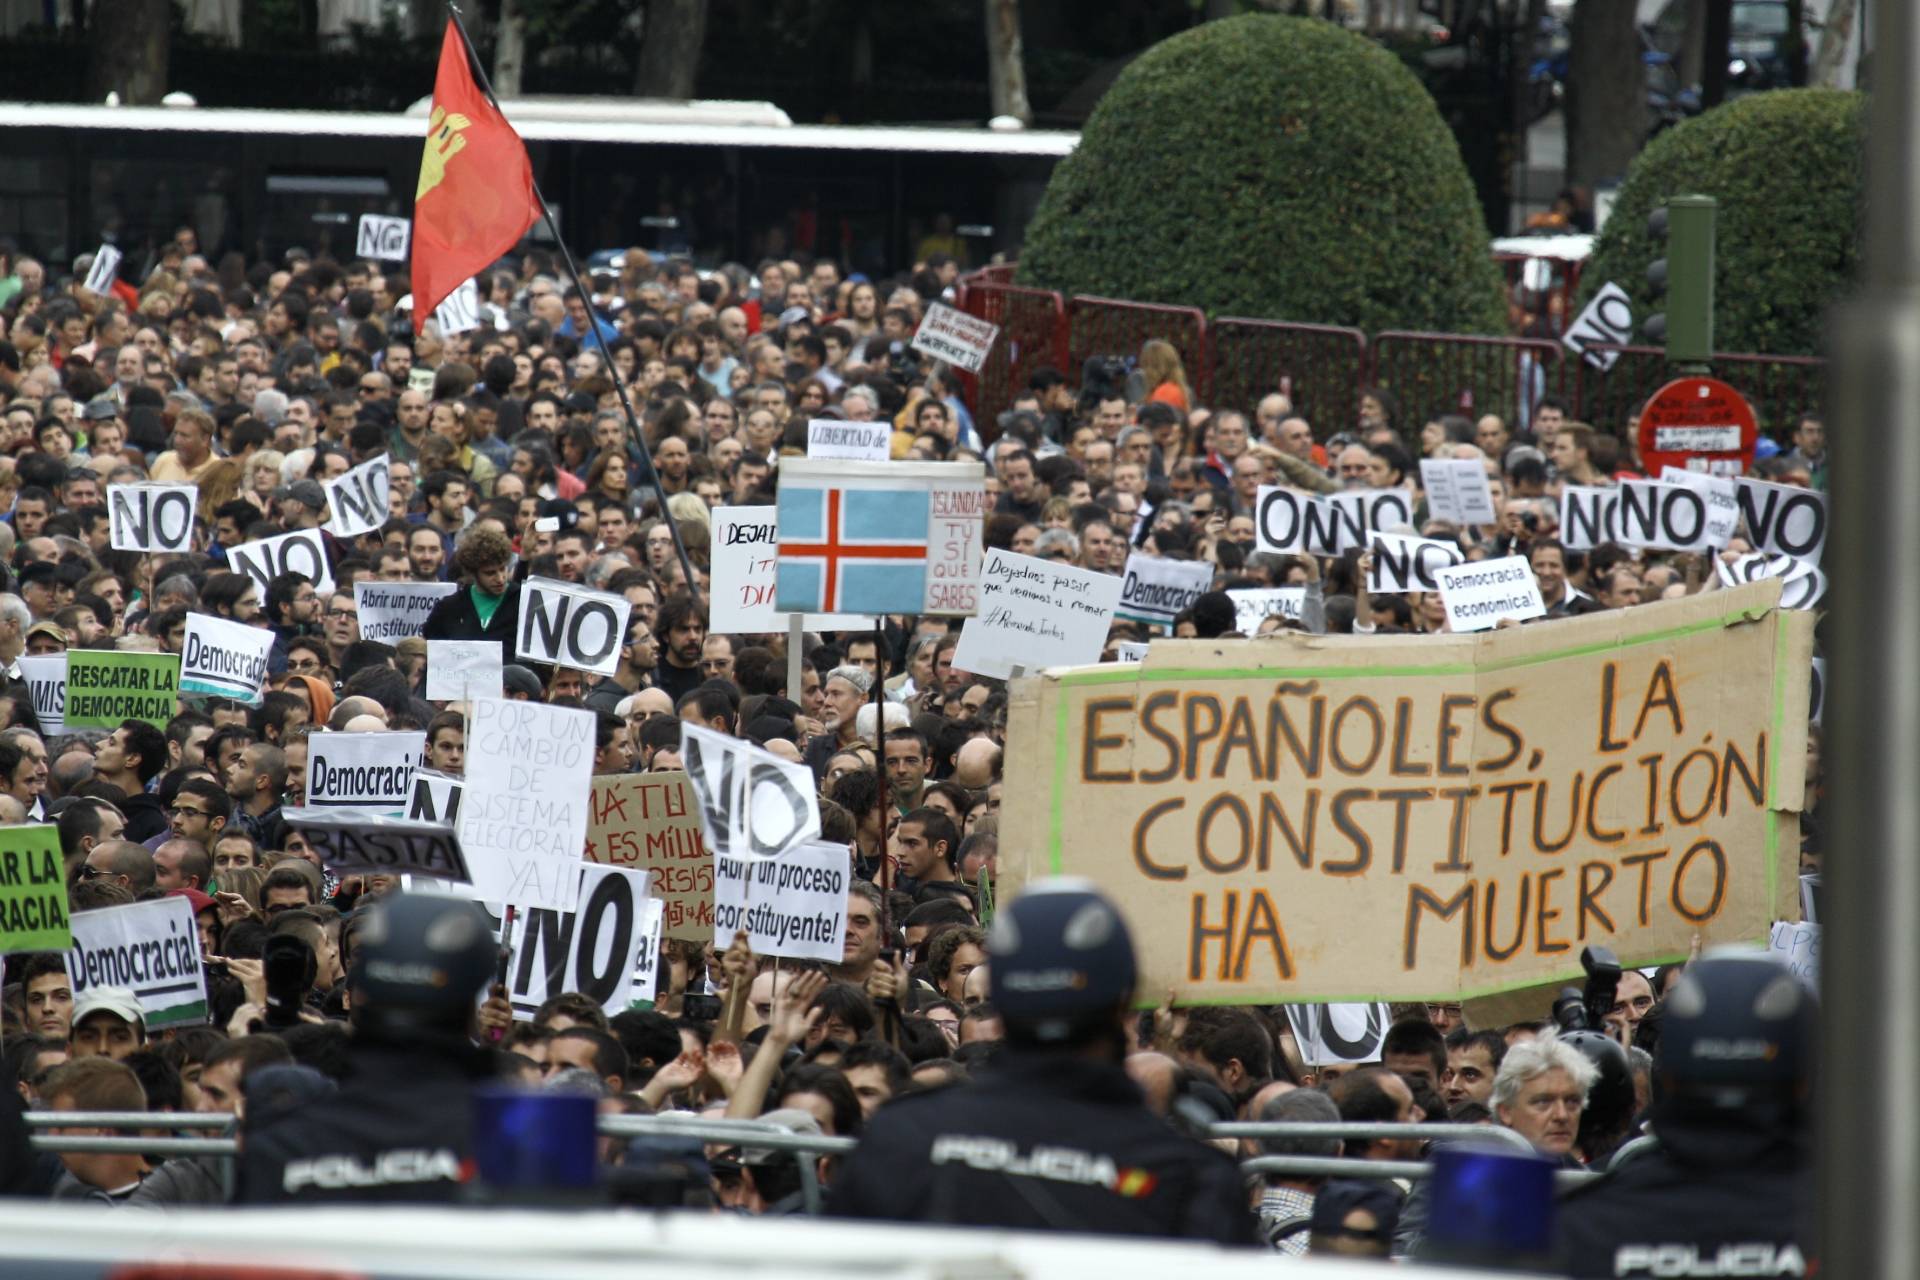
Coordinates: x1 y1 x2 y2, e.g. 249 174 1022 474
999 582 1812 1003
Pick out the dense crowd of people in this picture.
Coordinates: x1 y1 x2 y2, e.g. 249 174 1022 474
0 234 1817 1273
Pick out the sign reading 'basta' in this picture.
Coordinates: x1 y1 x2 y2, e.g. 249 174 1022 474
1000 581 1811 1003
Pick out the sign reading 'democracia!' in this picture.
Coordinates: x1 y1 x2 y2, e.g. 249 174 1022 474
997 581 1812 1004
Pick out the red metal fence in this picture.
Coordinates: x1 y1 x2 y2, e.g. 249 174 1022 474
1371 330 1579 431
951 283 1070 433
951 281 1827 445
1209 319 1369 437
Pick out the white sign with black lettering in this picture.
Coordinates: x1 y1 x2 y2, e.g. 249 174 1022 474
1112 641 1149 664
354 581 456 642
1419 459 1497 526
1254 486 1334 556
1615 479 1715 552
228 528 334 594
909 302 1000 374
712 840 850 963
1809 656 1824 727
1115 553 1213 628
356 213 411 262
1560 281 1634 371
1558 485 1620 552
1368 532 1466 594
434 277 482 337
517 578 631 677
708 507 871 634
108 484 197 553
1227 588 1305 634
303 730 425 812
632 896 665 1002
323 453 391 539
17 654 64 736
497 862 653 1018
82 244 122 297
425 640 503 702
461 698 594 912
1736 477 1827 567
806 418 891 463
408 768 464 826
1329 488 1415 551
1285 1002 1391 1067
1436 555 1546 632
680 722 822 861
952 548 1121 679
283 808 472 884
62 897 207 1028
179 611 274 705
1658 467 1740 546
1717 552 1826 611
1768 920 1818 991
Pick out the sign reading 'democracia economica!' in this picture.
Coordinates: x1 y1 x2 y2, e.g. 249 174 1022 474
998 581 1812 1004
775 459 986 617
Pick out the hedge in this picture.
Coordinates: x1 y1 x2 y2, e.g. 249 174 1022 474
1581 89 1864 359
1017 14 1507 337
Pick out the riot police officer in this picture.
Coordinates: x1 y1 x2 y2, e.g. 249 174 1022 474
1553 954 1816 1277
829 878 1254 1243
236 893 498 1203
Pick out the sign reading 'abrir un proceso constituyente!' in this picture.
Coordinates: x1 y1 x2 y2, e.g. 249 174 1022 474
998 581 1812 1004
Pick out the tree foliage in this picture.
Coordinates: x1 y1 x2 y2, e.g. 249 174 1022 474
1582 88 1864 358
1017 14 1506 335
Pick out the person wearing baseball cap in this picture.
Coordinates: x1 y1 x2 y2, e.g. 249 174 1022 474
69 986 145 1061
829 879 1253 1242
273 479 328 530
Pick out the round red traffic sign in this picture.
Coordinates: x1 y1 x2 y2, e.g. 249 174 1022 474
1636 376 1759 477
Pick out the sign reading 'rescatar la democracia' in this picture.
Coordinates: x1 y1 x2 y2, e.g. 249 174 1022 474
63 651 180 729
999 581 1812 1004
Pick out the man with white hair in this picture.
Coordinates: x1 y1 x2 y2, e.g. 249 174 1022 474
842 385 880 422
1492 1036 1597 1160
0 591 28 686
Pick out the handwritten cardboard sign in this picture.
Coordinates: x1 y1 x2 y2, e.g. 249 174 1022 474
998 581 1811 1002
584 771 710 942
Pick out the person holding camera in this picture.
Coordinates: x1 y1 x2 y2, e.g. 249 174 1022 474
237 893 499 1203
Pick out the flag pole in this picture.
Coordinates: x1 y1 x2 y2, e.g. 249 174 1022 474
441 3 702 612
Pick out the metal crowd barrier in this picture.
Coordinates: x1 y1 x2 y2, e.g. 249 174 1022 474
26 1113 1597 1211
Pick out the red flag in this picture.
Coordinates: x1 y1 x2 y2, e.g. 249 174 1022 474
410 21 542 333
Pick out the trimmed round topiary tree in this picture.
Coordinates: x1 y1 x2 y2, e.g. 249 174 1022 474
1582 88 1864 358
1017 14 1506 335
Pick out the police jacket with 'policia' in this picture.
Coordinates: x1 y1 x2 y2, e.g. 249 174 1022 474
1553 954 1817 1278
828 1050 1255 1244
1553 1131 1810 1278
235 1034 487 1204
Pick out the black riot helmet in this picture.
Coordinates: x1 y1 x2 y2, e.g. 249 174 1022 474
1559 1029 1636 1158
348 893 496 1038
1653 953 1815 1136
987 878 1137 1048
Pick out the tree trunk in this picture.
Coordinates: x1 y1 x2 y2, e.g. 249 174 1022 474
1676 0 1707 87
1565 0 1645 188
86 0 170 105
985 0 1031 125
493 0 525 98
1809 0 1857 87
634 0 708 99
1700 0 1732 107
